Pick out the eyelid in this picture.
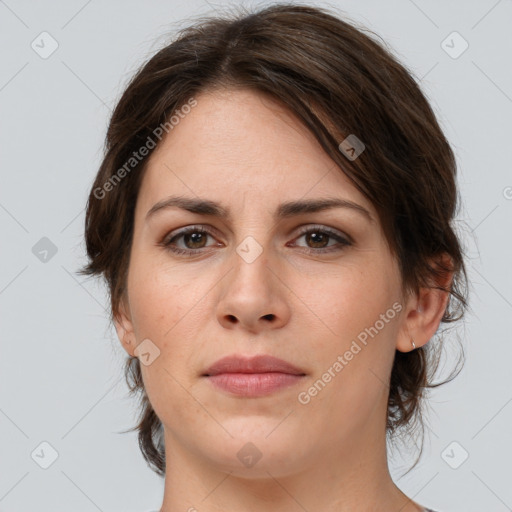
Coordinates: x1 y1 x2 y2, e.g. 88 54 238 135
163 223 350 241
293 224 352 244
161 225 219 248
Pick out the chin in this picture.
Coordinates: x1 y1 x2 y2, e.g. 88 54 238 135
198 425 310 478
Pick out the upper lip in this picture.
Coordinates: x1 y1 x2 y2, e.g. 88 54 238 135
202 354 306 376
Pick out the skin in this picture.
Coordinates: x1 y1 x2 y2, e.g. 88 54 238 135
114 88 451 512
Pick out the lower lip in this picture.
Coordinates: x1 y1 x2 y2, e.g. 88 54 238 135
205 372 305 397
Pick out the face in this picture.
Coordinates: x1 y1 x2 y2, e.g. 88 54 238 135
115 88 419 478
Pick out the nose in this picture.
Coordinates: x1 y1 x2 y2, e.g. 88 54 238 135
215 247 291 334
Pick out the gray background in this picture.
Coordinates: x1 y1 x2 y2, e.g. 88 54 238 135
0 0 511 511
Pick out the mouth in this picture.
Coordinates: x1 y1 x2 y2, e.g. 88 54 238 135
202 354 306 397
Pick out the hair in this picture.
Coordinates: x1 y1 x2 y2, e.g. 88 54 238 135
80 2 469 477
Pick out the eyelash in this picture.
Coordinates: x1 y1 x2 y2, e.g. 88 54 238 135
159 224 352 256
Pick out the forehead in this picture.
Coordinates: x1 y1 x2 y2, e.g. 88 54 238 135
137 88 374 219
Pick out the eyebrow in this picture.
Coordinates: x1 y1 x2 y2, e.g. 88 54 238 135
145 195 374 223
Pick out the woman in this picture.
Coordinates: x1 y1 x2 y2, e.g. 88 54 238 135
81 4 468 511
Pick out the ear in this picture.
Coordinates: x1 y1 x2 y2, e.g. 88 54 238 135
396 253 454 352
113 295 137 357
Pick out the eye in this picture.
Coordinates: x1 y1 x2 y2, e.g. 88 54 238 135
290 225 351 254
159 224 352 256
160 226 220 255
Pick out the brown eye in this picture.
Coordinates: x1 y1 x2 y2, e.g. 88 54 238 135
304 231 329 249
180 231 208 249
160 224 351 257
161 226 217 255
292 226 351 254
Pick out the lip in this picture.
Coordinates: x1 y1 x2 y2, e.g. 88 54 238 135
203 354 306 376
202 354 306 397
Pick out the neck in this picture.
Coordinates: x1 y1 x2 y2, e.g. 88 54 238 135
159 410 424 512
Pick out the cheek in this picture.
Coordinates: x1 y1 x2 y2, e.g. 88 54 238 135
295 267 399 441
126 265 202 413
293 260 397 346
127 257 197 340
126 258 217 383
295 261 400 403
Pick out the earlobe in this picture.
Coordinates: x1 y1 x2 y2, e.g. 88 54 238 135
396 254 454 353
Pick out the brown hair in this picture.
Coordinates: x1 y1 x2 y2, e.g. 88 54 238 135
80 3 469 476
